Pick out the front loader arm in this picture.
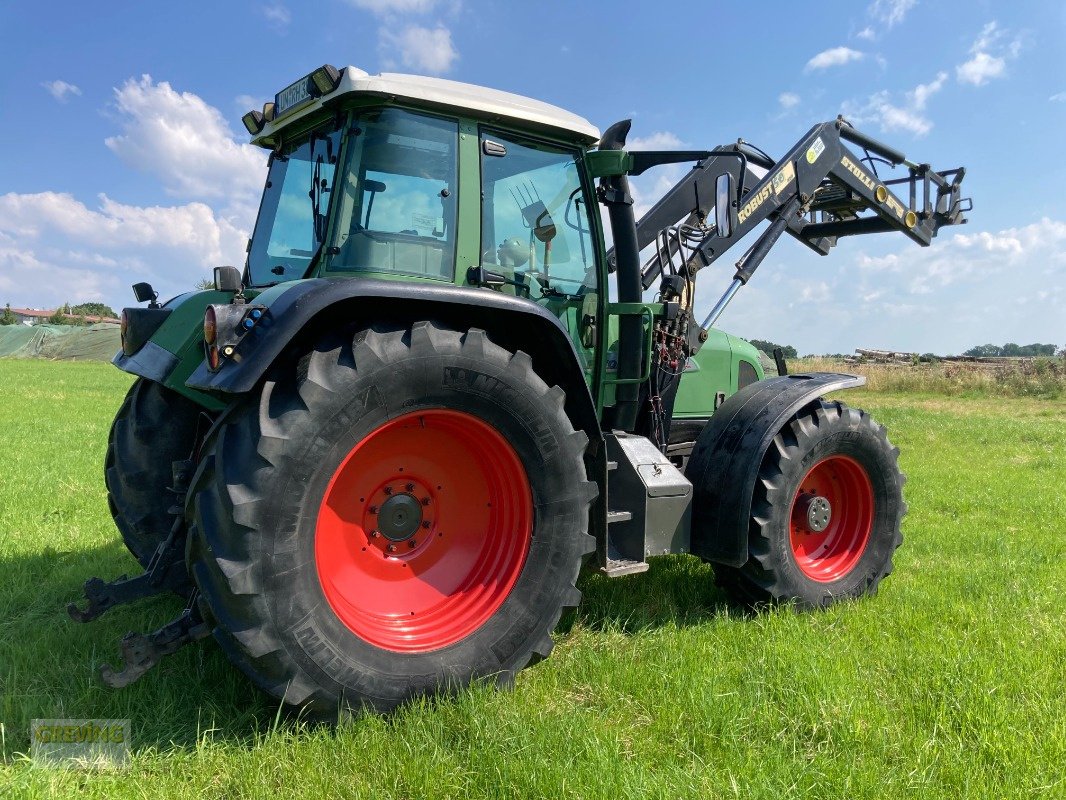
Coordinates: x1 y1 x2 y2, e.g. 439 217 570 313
616 117 969 335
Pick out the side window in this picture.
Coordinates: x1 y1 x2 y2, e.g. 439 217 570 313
329 109 458 280
479 131 598 299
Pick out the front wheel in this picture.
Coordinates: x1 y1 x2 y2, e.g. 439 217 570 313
186 321 596 715
712 399 905 608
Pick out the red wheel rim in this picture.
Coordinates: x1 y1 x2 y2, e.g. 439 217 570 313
788 455 874 582
315 409 533 652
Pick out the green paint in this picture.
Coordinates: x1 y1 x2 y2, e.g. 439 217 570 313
673 329 765 419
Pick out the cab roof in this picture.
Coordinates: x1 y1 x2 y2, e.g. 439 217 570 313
251 66 601 146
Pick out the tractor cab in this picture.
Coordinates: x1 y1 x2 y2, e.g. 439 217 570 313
241 67 607 377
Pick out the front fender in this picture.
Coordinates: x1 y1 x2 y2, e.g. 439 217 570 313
685 372 866 566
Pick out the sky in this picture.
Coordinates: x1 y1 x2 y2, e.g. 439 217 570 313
1 0 1064 355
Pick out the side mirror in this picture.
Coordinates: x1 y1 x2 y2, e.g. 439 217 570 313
715 172 735 238
213 265 243 293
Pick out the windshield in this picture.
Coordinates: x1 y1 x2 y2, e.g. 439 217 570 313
327 108 459 280
246 121 342 286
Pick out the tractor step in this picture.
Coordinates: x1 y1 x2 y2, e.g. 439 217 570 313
602 558 650 577
99 591 210 688
607 509 632 523
67 517 189 622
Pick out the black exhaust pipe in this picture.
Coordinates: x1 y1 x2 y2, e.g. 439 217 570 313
598 119 643 431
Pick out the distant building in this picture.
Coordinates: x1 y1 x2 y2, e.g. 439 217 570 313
9 308 120 326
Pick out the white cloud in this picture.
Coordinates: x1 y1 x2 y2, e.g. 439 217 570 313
0 192 249 309
349 0 437 13
957 52 1005 86
856 26 876 41
908 71 947 110
870 0 917 28
234 94 260 110
42 80 81 102
261 2 290 28
628 131 684 150
844 71 947 137
778 92 801 110
0 79 269 312
956 22 1022 87
1050 92 1066 103
805 47 864 72
380 25 458 74
702 217 1066 355
104 75 266 203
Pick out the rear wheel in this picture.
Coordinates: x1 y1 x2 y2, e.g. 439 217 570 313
186 321 595 715
105 378 202 571
712 399 904 608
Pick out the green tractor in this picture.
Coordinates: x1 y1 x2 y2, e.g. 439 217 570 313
72 64 969 714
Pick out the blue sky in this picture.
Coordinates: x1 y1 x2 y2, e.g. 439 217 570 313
1 0 1063 354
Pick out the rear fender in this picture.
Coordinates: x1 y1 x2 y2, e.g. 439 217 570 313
184 277 602 448
685 372 866 566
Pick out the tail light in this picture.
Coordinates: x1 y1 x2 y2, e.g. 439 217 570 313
202 303 266 371
204 306 217 345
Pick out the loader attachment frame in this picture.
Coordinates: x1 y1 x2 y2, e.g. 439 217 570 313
627 117 969 296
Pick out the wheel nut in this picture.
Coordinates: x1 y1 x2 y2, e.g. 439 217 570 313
386 543 396 553
369 505 378 514
421 497 431 506
384 486 393 495
370 530 380 538
405 483 414 492
422 521 430 529
408 540 417 549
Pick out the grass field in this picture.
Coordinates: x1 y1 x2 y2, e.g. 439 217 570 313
1 359 1064 798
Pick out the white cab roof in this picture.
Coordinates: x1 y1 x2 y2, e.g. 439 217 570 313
253 66 601 145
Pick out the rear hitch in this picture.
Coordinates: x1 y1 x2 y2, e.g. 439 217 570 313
99 592 210 688
67 460 194 623
67 516 189 622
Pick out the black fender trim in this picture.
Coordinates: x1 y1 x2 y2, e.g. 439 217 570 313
112 341 179 384
685 372 866 566
185 277 602 443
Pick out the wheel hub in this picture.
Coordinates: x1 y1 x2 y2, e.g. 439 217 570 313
315 410 533 652
796 493 832 532
376 493 423 541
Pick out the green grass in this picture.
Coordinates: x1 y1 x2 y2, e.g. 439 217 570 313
1 359 1064 799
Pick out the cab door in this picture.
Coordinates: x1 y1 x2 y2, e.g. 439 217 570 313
477 129 602 388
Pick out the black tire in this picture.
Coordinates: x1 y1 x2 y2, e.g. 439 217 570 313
106 378 203 570
186 321 596 716
710 399 904 608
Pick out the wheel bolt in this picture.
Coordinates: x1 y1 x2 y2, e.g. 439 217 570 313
405 483 414 492
386 543 396 553
369 505 378 514
384 486 393 495
370 530 380 538
422 521 430 529
421 497 431 506
408 540 417 549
